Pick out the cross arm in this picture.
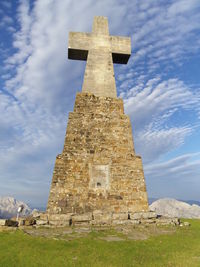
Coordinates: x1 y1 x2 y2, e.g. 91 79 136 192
111 36 131 64
68 32 91 61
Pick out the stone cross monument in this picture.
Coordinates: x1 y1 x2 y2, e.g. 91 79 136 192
68 16 131 98
47 16 149 225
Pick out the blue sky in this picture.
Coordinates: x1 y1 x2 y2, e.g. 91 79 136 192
0 0 200 208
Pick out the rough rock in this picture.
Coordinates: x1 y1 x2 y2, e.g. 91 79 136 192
112 213 128 220
24 217 36 226
0 219 6 226
5 219 18 227
31 210 41 219
72 213 92 222
36 220 48 226
150 198 200 218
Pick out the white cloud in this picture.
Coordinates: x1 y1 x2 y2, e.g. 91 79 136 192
167 0 200 16
120 77 200 163
114 0 200 83
136 126 192 163
2 15 13 24
0 15 13 28
0 91 66 207
0 1 12 9
123 78 200 130
145 153 200 176
145 153 200 200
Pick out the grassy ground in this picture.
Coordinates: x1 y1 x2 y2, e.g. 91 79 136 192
0 219 200 267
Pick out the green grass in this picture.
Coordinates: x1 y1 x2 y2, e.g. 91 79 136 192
0 220 200 267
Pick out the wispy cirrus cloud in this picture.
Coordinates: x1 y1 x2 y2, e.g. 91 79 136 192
0 1 12 9
136 126 192 163
116 0 200 88
145 152 200 178
121 78 199 163
123 78 200 128
145 153 200 200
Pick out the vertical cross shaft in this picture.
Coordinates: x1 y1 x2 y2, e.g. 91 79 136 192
68 16 131 98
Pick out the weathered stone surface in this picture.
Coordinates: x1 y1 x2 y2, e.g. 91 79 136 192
112 213 128 220
68 16 131 98
131 211 157 220
24 218 36 226
32 210 41 219
18 218 25 226
156 217 180 226
19 212 181 227
48 220 70 227
39 213 48 221
112 219 132 225
72 213 92 222
46 16 149 224
5 219 18 227
48 213 73 221
127 219 141 225
141 219 156 224
91 212 113 225
36 220 48 226
0 219 6 226
47 93 149 217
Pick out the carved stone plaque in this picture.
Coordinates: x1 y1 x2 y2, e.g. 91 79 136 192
89 164 110 190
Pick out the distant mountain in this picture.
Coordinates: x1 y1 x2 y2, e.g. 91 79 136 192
0 196 32 219
183 200 200 206
148 197 200 206
29 204 46 211
148 198 158 205
150 198 200 219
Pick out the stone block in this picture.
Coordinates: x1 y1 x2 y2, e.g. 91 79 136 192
39 213 49 221
92 210 103 220
112 213 128 220
32 210 41 219
36 220 48 226
128 219 141 225
5 220 18 227
74 221 90 226
131 212 143 220
0 219 6 226
143 211 157 219
24 218 36 226
92 212 112 225
48 220 70 227
131 211 157 220
48 213 73 221
139 211 157 219
141 219 156 224
112 219 127 225
73 213 92 222
18 218 25 226
156 217 180 226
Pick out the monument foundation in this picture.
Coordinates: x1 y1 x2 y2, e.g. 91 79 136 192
47 93 148 217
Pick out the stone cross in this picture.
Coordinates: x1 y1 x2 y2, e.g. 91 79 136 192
68 16 131 98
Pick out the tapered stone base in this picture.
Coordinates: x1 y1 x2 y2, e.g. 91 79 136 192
47 92 148 215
